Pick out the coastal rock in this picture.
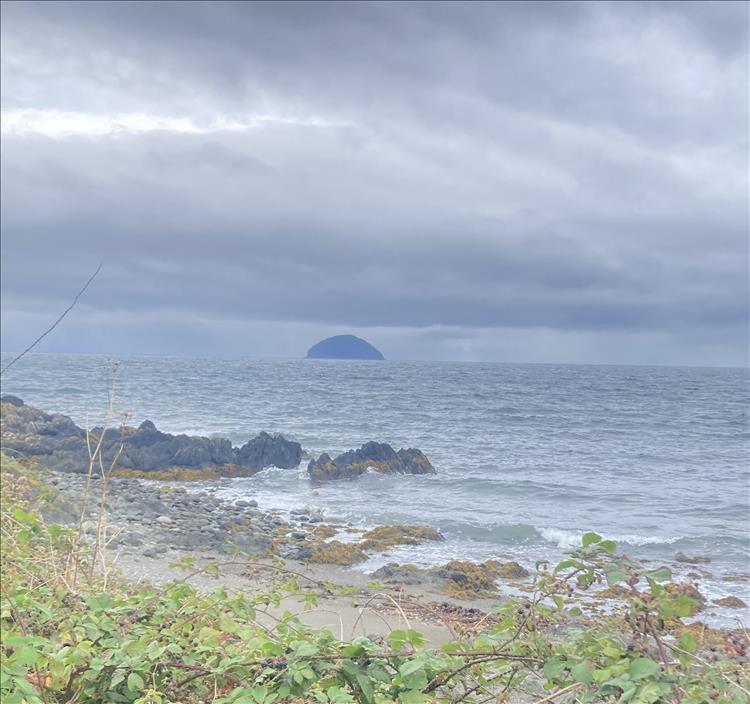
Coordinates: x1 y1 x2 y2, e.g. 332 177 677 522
235 431 302 470
306 335 384 360
371 559 530 599
0 394 24 406
361 525 443 551
675 552 712 565
0 400 301 476
1 400 87 465
308 441 435 480
116 420 235 471
712 596 747 609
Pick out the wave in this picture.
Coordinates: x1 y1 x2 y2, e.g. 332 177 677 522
433 522 681 550
443 521 539 543
538 527 681 549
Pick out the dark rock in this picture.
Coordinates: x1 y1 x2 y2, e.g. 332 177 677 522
0 402 88 469
713 596 748 609
396 448 436 475
308 442 435 480
306 335 384 360
371 563 436 586
675 552 712 565
235 431 302 471
231 532 272 555
280 545 313 561
0 400 301 476
1 394 24 406
117 422 235 471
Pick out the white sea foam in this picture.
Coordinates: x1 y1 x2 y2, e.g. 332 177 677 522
539 527 681 549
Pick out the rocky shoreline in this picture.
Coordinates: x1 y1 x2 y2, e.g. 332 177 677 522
2 397 748 622
1 395 434 481
41 469 531 597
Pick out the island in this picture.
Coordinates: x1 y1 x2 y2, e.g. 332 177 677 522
305 334 385 360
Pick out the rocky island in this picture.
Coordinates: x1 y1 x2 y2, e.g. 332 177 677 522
305 334 384 360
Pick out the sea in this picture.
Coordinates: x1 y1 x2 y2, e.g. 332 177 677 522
2 353 749 625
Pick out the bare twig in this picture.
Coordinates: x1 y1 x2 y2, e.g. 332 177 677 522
1 263 102 376
667 644 750 697
531 682 582 704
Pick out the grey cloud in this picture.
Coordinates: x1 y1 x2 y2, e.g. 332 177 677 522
0 1 747 365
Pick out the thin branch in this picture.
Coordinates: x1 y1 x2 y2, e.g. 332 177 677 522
531 682 582 704
1 263 102 376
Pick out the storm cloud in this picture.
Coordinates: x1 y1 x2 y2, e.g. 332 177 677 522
1 1 747 364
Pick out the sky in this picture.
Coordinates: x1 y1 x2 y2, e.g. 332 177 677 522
1 0 748 366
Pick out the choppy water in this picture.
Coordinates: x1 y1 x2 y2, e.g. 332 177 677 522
2 353 749 624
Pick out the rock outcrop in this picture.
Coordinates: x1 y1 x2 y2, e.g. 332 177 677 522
371 559 531 599
308 441 435 480
0 397 301 476
0 394 24 407
306 335 384 360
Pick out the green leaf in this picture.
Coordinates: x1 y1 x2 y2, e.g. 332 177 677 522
599 540 617 554
388 629 408 651
127 672 144 692
399 659 425 676
638 681 668 703
12 508 35 525
292 641 318 657
355 672 374 703
552 595 565 610
398 690 427 704
367 663 392 683
325 686 354 704
605 570 629 586
406 629 427 648
10 645 39 667
678 632 696 654
543 658 566 679
87 594 115 612
571 663 594 684
643 567 671 582
553 559 580 574
628 657 660 680
582 532 602 547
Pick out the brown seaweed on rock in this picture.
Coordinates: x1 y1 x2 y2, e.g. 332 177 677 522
307 442 435 480
371 559 531 599
306 524 444 565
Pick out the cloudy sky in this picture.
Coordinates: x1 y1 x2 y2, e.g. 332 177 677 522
1 1 747 365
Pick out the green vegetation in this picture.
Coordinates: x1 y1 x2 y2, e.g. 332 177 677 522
2 457 748 704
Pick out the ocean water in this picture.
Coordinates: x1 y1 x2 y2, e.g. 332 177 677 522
2 353 749 623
